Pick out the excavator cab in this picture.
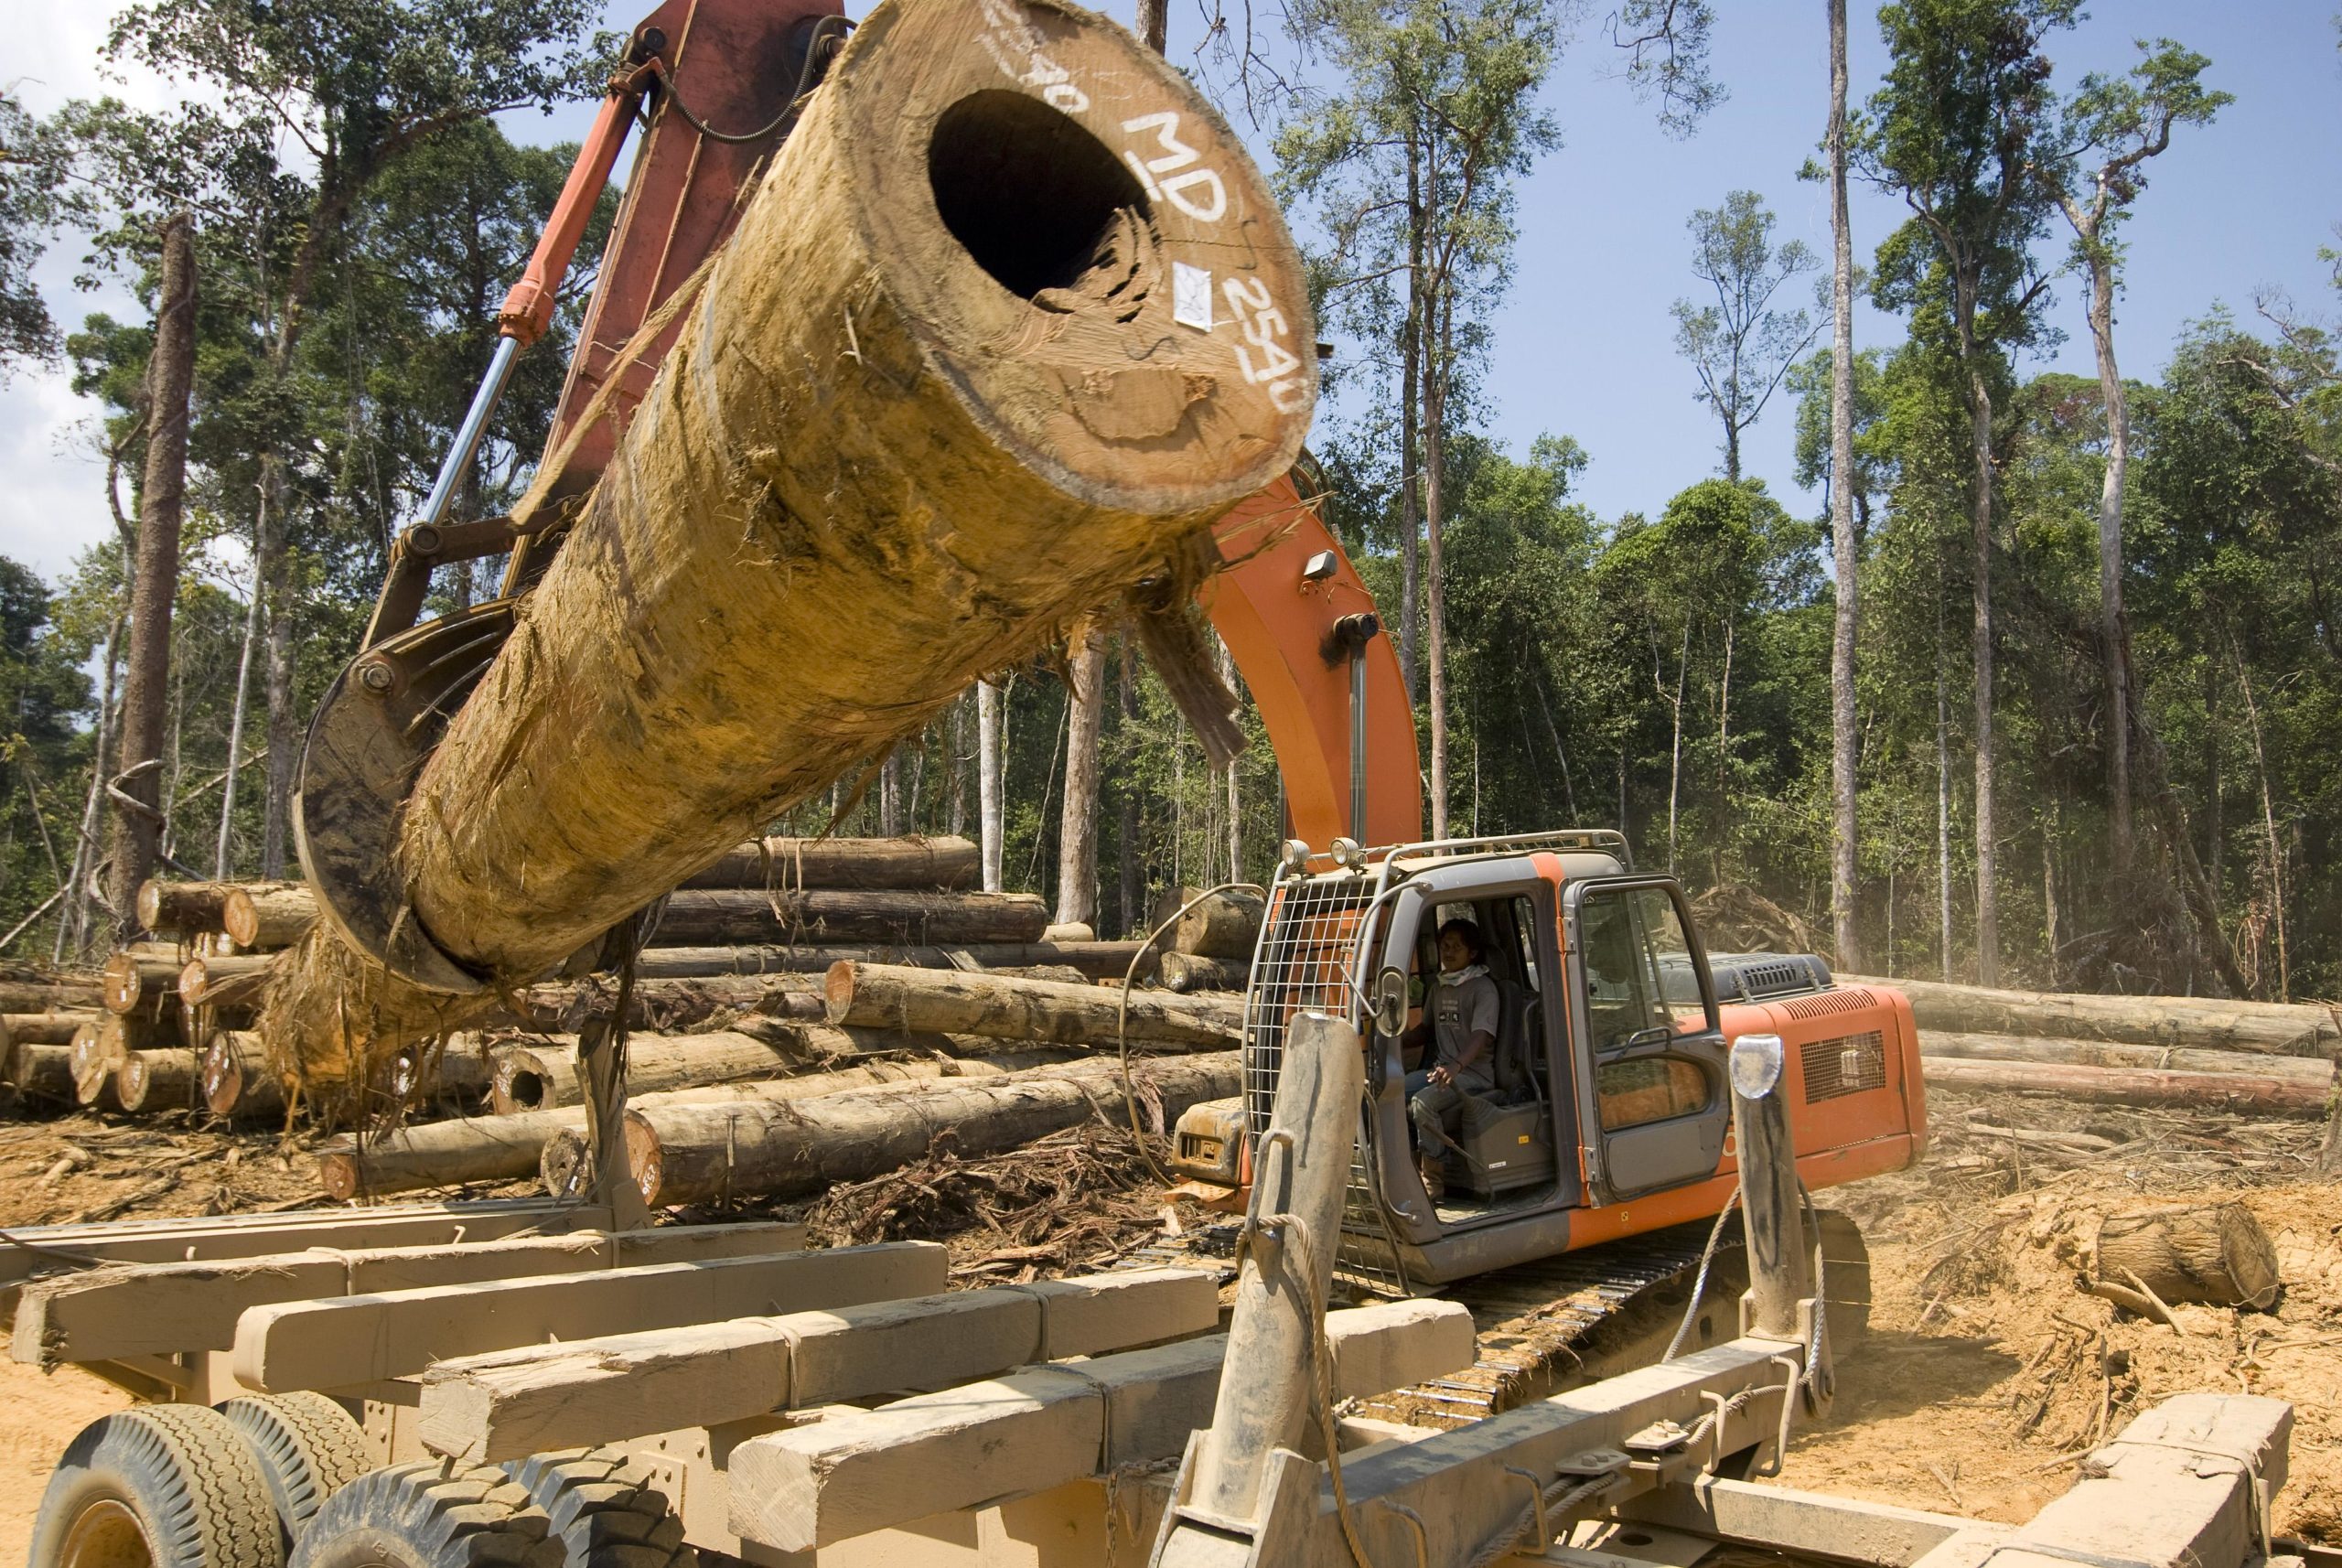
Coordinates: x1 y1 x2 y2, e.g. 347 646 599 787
1170 829 1925 1295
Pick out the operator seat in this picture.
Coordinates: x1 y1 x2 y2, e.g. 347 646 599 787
1448 978 1558 1198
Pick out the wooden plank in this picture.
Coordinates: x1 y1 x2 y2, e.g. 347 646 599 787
13 1220 806 1365
414 1267 1220 1463
725 1300 1474 1552
1909 1394 2290 1568
233 1240 946 1391
0 1198 611 1294
1621 1477 2009 1567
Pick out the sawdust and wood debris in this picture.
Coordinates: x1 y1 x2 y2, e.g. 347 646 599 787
1777 1088 2342 1542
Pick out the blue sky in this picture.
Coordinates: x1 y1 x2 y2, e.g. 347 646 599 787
1 0 2335 584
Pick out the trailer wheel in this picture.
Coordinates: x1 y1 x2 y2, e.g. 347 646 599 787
289 1461 560 1568
217 1393 377 1549
28 1404 281 1568
503 1450 694 1568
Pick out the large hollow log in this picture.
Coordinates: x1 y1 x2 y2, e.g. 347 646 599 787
263 0 1310 1087
1920 1030 2337 1083
682 836 979 891
2093 1202 2281 1310
1920 1055 2334 1117
1853 975 2341 1057
117 1049 199 1114
824 960 1240 1049
136 879 241 936
629 941 1155 983
223 883 317 950
327 1056 1063 1198
618 1050 1242 1208
646 890 1049 949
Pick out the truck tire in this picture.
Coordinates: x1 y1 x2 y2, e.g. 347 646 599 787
503 1450 694 1568
289 1461 561 1568
216 1393 376 1549
28 1404 281 1568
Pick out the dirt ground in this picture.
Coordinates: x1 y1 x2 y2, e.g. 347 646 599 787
0 1087 2334 1557
1777 1096 2341 1541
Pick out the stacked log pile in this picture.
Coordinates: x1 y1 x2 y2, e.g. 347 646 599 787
8 835 1261 1131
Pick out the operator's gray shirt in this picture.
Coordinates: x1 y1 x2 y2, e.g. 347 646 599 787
1427 970 1501 1090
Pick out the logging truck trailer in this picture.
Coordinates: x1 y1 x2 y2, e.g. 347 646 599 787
1 1040 2296 1568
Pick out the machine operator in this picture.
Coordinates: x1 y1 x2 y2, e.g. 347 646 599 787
1402 917 1499 1202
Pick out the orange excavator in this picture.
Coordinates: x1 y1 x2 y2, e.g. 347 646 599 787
327 0 1926 1424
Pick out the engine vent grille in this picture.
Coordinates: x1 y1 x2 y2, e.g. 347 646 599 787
1777 986 1879 1021
1803 1031 1886 1101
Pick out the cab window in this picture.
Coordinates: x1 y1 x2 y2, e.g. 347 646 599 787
1578 884 1714 1052
1596 1058 1709 1131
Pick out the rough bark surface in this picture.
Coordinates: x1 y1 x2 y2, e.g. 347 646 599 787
222 884 316 950
1150 886 1262 959
104 213 198 941
1057 628 1106 928
117 1048 199 1113
682 836 978 891
1851 974 2339 1056
1920 1056 2327 1117
647 890 1049 948
1919 1029 2336 1082
824 961 1240 1048
1826 0 1861 973
328 1058 1033 1199
619 1050 1241 1206
262 0 1312 1088
136 880 239 936
1159 952 1246 993
2093 1202 2279 1310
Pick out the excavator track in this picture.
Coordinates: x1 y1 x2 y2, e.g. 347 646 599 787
1133 1210 1866 1433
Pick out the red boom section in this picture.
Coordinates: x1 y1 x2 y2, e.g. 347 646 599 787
1206 478 1423 849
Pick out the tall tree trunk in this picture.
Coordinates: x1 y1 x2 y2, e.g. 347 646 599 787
1057 627 1105 926
215 489 267 879
1215 636 1240 879
1827 0 1863 972
1397 134 1424 702
878 752 903 836
1135 0 1166 53
1117 637 1142 937
2228 638 2286 1001
977 679 1004 894
59 618 123 962
2077 234 2135 875
1966 362 1999 986
1936 587 1953 982
1664 624 1687 875
1422 295 1452 839
259 461 297 879
947 691 969 835
105 213 198 941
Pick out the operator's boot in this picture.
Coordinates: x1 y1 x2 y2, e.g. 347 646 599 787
1417 1152 1445 1203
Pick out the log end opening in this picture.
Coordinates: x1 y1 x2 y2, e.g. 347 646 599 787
927 90 1147 304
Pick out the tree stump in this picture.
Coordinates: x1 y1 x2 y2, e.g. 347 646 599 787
2094 1202 2280 1311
